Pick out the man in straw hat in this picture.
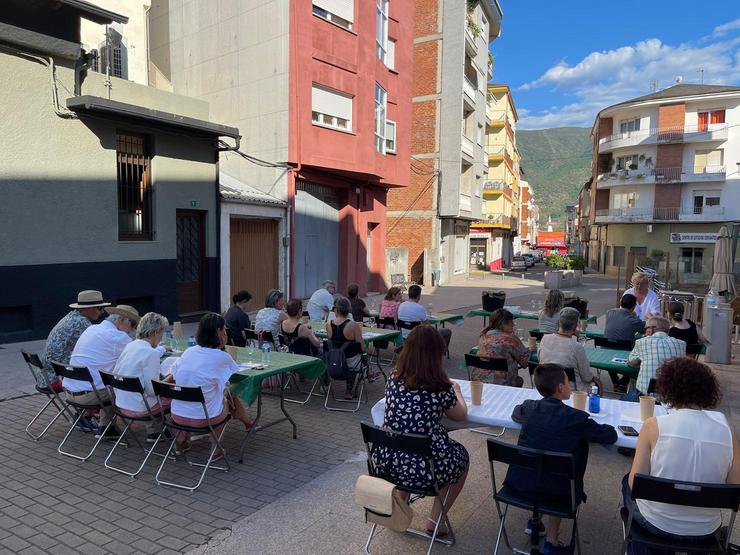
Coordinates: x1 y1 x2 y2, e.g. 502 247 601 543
41 290 111 391
64 304 141 438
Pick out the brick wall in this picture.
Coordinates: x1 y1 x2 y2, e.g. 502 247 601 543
653 184 681 209
387 216 432 282
595 189 609 211
414 0 439 36
658 103 685 129
413 41 439 97
388 159 435 211
656 143 683 169
597 117 613 140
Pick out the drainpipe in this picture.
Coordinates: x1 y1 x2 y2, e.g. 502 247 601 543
215 153 221 313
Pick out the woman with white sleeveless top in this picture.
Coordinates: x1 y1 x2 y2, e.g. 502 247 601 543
625 357 739 545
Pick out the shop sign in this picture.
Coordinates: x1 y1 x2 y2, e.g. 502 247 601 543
669 232 717 244
470 231 490 239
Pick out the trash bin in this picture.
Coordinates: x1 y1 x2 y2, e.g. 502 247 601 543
482 291 506 313
703 305 732 364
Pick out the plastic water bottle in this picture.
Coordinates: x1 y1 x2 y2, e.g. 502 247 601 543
187 336 196 348
261 341 271 365
588 384 601 414
706 288 718 308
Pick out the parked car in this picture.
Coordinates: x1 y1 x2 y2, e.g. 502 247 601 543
511 256 527 271
522 254 535 267
533 250 543 262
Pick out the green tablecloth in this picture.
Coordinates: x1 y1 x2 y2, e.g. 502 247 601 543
311 320 402 346
229 349 325 406
467 308 597 324
428 312 464 326
530 327 607 340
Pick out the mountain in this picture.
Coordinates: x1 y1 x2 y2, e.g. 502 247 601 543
517 127 592 229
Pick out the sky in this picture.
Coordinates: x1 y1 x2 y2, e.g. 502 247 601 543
490 0 740 130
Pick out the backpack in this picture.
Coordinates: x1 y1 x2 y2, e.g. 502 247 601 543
325 342 350 380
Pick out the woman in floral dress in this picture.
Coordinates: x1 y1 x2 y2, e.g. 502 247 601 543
374 325 468 535
476 308 532 387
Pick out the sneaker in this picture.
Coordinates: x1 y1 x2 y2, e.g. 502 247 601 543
75 416 98 433
525 518 545 536
146 429 172 443
95 426 121 440
543 541 574 554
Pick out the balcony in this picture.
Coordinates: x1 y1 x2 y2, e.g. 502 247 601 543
482 180 512 199
461 134 475 159
460 194 472 212
488 109 506 127
598 123 728 153
488 145 505 161
597 165 726 187
481 212 512 229
594 205 726 224
463 75 477 105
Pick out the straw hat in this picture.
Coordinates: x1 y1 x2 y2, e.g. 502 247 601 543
106 305 141 324
69 290 111 309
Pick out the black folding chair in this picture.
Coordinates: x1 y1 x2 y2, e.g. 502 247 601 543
52 362 114 461
361 422 455 554
397 320 421 333
594 337 634 350
21 351 73 440
99 370 168 477
622 474 740 554
686 343 704 357
464 354 508 437
529 330 545 342
487 438 581 554
152 380 231 491
324 341 369 413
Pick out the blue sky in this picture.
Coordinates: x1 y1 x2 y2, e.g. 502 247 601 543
490 1 740 129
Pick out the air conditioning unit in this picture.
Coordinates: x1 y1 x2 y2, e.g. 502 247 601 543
646 225 653 233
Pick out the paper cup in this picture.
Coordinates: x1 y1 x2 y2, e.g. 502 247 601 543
528 336 537 350
579 320 588 332
172 321 184 339
470 381 484 406
572 391 588 411
226 345 238 361
639 396 656 421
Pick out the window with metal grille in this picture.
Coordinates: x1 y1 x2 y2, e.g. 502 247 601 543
116 133 153 240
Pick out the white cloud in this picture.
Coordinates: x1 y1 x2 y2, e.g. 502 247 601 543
518 25 740 130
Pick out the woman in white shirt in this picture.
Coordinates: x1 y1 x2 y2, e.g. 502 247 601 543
626 358 740 541
171 313 252 458
112 312 170 441
254 289 287 349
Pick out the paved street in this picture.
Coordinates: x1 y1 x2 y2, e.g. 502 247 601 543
1 268 737 554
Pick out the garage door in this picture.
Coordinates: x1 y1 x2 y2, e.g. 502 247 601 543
230 219 279 310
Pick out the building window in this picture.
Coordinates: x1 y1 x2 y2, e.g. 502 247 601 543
619 118 640 134
613 191 637 209
374 83 387 153
681 248 703 276
385 120 396 153
312 1 354 30
386 38 396 70
616 154 638 171
693 190 721 213
698 109 725 131
376 0 389 63
116 133 153 241
99 28 127 79
693 149 723 173
612 246 625 267
311 84 353 131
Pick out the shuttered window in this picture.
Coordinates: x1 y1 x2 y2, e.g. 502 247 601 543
313 0 354 29
311 85 353 131
386 38 396 70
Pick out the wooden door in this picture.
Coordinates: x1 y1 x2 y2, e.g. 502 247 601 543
229 219 279 310
176 210 205 315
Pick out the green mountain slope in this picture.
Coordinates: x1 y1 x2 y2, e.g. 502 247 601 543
517 127 592 229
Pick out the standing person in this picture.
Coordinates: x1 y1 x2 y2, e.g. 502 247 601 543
506 364 617 553
623 272 660 322
112 312 171 442
280 299 321 355
41 290 111 391
538 289 563 334
624 358 739 548
373 325 469 537
347 283 369 323
169 313 253 457
64 305 141 438
306 280 336 320
397 285 452 349
605 294 645 392
475 309 531 387
254 289 287 349
224 290 252 347
326 297 369 396
666 301 705 349
538 307 603 393
626 316 686 400
379 286 403 325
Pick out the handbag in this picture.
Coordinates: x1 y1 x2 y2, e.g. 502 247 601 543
354 475 413 532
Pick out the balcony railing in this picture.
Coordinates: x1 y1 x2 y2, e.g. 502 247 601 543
598 166 726 186
461 134 475 158
483 180 505 190
488 145 505 157
488 109 506 123
598 123 728 150
594 205 726 223
483 212 512 228
463 75 477 102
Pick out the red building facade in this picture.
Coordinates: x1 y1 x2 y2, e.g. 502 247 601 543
288 1 413 296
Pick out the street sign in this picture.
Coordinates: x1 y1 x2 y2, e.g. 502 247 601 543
669 232 716 244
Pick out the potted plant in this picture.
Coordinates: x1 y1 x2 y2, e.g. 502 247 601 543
629 162 638 170
644 156 653 168
638 153 646 163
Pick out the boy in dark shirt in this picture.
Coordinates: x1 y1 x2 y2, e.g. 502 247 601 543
506 364 617 553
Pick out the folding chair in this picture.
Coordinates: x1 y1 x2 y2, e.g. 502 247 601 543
152 380 231 491
282 335 324 405
529 330 545 342
594 337 634 351
52 362 114 461
528 363 577 390
686 343 704 358
487 438 581 555
99 370 168 477
360 422 455 555
622 474 740 554
324 342 369 413
464 354 508 437
21 351 73 440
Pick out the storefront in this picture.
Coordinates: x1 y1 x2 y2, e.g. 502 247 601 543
537 231 567 256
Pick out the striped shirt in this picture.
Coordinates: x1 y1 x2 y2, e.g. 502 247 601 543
628 332 686 393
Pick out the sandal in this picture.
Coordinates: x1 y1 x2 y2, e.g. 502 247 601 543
426 518 449 538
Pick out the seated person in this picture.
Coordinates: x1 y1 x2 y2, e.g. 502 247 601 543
280 299 321 356
224 290 252 347
475 309 531 387
373 325 468 537
398 284 452 350
254 289 287 349
624 358 739 544
626 316 686 400
326 297 369 396
623 272 660 322
64 305 140 438
604 294 645 392
506 364 617 553
538 289 563 334
379 286 403 326
538 307 603 393
347 283 369 323
667 301 706 356
170 313 253 457
112 312 172 442
306 280 336 321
